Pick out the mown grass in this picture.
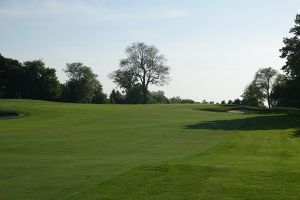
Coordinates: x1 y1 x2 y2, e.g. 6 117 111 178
0 99 300 200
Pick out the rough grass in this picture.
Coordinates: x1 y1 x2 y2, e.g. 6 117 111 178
0 99 300 200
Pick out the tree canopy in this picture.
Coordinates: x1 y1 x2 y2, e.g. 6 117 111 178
61 63 107 103
110 43 170 104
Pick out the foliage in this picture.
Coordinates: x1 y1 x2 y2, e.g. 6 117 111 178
149 90 169 104
0 55 60 100
110 43 170 103
280 14 300 79
22 60 61 100
62 63 107 103
169 96 182 104
109 89 124 104
242 67 278 108
125 84 145 104
254 67 278 108
242 81 265 107
233 98 241 105
277 14 300 107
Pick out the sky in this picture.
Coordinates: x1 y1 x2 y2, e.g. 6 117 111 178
0 0 299 102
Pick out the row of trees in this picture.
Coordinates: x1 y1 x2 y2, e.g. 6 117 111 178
1 44 194 104
0 55 108 103
109 89 195 104
241 14 300 108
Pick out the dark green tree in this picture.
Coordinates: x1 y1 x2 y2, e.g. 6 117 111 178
254 67 278 108
0 54 23 98
278 14 300 107
62 63 106 103
149 90 169 104
280 14 300 79
0 55 60 100
125 84 144 104
109 89 124 104
233 98 241 105
91 81 108 104
242 81 264 107
22 60 61 100
169 96 182 104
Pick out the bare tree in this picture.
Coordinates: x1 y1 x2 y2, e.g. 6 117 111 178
110 43 170 103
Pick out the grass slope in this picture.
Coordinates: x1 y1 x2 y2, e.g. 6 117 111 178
0 99 300 200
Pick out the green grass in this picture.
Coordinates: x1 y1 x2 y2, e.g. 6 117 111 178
0 99 300 200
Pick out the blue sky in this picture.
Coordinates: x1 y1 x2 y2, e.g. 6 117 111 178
1 0 299 102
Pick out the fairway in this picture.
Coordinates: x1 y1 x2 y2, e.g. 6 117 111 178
1 100 300 200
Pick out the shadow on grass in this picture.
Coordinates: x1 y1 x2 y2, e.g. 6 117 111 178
0 111 22 120
184 114 300 132
291 130 300 138
196 105 300 115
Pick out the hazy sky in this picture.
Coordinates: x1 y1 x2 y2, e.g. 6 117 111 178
0 0 299 102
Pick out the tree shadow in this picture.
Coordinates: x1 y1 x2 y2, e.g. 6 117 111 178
184 114 300 132
291 130 300 138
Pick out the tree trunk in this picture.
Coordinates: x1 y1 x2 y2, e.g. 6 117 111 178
142 86 148 104
267 94 271 109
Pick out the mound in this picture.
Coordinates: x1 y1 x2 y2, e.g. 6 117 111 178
0 110 20 119
228 109 255 114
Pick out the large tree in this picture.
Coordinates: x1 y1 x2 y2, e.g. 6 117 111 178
62 63 106 103
0 55 60 100
0 54 23 98
278 14 300 107
110 43 170 104
280 14 300 79
241 67 279 108
22 60 61 100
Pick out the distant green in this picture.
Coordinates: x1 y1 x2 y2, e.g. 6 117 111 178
0 99 300 200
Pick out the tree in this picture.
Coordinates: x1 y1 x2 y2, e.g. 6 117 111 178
0 54 23 98
22 60 61 100
242 81 264 107
233 98 241 105
170 96 182 104
221 100 226 105
181 99 195 104
280 14 300 79
278 14 300 107
253 67 278 108
149 90 169 104
271 74 292 107
110 43 170 104
125 84 144 104
91 81 108 104
62 63 106 103
0 55 60 100
109 89 124 104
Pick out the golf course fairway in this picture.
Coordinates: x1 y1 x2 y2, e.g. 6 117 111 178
1 99 300 200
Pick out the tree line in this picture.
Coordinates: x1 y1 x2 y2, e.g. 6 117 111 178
1 14 300 107
0 43 195 104
240 14 300 108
